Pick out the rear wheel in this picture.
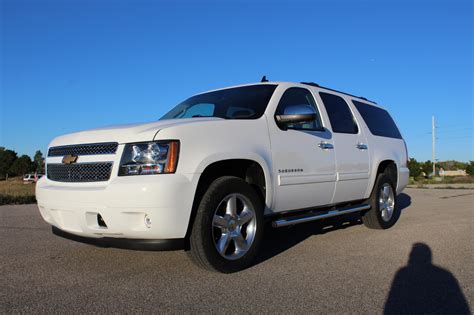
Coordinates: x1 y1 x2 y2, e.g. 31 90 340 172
189 176 264 273
362 174 399 229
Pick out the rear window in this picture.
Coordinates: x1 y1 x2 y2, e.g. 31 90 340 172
352 100 402 139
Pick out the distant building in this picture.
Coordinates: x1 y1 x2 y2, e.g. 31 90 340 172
439 168 467 177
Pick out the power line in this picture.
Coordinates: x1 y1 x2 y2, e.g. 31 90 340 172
437 127 473 134
437 123 473 129
437 135 473 140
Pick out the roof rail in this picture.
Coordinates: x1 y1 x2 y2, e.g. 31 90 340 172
300 82 376 104
301 82 319 87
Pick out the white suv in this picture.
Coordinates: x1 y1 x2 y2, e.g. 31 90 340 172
37 81 409 272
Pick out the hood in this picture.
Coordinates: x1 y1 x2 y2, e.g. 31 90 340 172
49 118 222 147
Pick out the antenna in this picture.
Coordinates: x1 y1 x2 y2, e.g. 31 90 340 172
261 75 268 83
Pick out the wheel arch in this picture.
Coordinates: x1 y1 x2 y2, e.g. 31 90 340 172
378 160 397 186
368 159 398 197
184 156 272 245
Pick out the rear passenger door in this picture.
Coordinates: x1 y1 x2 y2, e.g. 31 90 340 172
318 92 370 203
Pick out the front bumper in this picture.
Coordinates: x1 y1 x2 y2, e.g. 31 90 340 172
52 226 184 250
36 173 200 240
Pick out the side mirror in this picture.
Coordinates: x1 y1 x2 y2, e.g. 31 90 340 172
275 104 317 128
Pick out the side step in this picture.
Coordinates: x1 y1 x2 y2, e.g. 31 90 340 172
272 204 371 228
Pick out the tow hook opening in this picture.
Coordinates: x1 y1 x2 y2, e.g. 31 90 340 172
97 214 108 228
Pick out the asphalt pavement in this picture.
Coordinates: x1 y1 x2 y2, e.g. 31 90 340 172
1 188 473 313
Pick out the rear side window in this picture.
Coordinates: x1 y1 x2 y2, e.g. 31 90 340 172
319 92 358 134
352 100 402 139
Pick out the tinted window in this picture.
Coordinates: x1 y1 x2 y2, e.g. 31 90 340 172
176 103 215 118
319 92 358 134
226 106 256 118
275 88 323 131
352 100 402 139
161 85 277 120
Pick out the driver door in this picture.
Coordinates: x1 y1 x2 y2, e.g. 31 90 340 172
268 87 337 212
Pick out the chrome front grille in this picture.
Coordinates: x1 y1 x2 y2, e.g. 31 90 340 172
48 142 118 157
47 163 113 182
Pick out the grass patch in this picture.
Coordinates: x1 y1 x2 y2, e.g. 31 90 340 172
409 175 474 186
0 178 36 205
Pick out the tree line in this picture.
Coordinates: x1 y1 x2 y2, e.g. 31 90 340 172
408 158 474 178
0 147 44 180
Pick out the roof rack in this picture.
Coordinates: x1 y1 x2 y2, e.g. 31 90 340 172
300 82 376 104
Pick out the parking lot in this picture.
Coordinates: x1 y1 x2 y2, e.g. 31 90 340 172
1 188 472 313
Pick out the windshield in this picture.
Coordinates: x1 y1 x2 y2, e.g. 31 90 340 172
160 85 277 120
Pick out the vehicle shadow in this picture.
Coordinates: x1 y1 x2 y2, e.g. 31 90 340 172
256 193 412 265
256 213 361 264
384 243 470 314
397 193 411 212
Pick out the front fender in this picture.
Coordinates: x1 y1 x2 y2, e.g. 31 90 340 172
195 152 274 210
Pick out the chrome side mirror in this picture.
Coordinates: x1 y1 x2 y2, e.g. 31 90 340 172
275 104 317 128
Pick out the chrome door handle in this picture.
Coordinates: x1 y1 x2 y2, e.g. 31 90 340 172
356 143 368 150
318 142 334 150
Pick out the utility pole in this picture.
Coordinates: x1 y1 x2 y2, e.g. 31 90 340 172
432 115 436 176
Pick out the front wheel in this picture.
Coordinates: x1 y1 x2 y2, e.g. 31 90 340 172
362 174 400 229
189 176 264 273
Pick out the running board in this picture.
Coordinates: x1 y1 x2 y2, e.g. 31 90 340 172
272 204 371 228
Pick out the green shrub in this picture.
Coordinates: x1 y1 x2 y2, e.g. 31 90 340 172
0 194 36 205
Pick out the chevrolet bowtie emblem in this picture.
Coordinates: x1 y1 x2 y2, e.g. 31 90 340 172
62 154 78 164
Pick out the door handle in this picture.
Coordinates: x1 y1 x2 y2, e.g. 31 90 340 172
318 142 334 150
356 143 368 150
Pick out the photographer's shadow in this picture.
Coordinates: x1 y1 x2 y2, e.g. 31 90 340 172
384 243 470 314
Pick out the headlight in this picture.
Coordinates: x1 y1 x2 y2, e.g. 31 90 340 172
118 141 179 176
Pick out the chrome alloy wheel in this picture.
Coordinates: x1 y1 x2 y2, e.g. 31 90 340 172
212 193 257 260
379 183 395 222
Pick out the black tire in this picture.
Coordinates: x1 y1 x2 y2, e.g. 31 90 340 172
189 176 264 273
362 174 400 229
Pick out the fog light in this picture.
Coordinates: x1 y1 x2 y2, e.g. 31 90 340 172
144 215 152 228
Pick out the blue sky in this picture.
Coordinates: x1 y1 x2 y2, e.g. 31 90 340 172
1 0 473 162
